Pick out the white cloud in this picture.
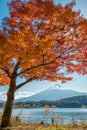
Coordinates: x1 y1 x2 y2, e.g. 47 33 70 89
0 91 36 101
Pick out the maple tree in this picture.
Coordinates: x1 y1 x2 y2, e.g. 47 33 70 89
0 0 87 127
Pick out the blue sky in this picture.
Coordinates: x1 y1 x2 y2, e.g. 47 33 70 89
0 0 87 93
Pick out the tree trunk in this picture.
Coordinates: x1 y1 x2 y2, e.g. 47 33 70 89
1 78 16 127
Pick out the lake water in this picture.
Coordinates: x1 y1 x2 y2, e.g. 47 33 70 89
0 108 87 124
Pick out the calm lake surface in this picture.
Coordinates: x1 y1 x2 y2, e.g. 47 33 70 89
0 108 87 124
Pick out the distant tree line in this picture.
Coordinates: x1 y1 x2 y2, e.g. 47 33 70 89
14 100 81 108
1 96 87 109
13 96 87 108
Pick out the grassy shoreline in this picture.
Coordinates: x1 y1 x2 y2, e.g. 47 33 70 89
0 116 87 130
1 123 87 130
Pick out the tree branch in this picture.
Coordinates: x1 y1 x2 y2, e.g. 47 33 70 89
12 58 21 77
17 44 86 76
15 76 36 91
2 66 12 78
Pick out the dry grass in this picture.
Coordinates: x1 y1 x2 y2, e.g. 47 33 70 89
0 116 87 130
1 123 87 130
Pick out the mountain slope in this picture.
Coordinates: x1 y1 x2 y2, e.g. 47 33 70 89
56 95 87 108
58 95 87 105
16 86 87 102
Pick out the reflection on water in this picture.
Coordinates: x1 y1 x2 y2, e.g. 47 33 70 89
0 108 87 124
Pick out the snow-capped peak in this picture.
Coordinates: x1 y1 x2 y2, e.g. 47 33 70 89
47 84 66 91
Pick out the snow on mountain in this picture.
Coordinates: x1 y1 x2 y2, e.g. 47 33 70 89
47 84 68 91
1 85 87 102
16 86 87 102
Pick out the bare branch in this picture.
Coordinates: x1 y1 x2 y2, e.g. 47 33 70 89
2 66 12 78
15 76 36 91
12 58 22 77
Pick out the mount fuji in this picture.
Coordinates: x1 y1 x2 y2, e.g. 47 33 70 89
16 85 87 102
